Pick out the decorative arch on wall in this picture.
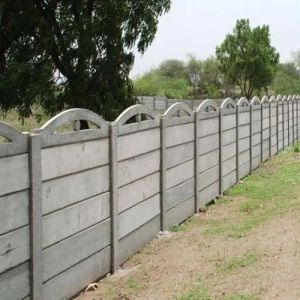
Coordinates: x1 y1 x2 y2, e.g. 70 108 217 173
282 95 288 102
115 104 159 134
237 97 250 108
36 108 109 147
38 108 108 135
261 96 269 105
163 102 193 118
0 122 26 144
287 95 293 101
269 96 276 103
0 122 28 156
220 98 236 110
250 96 261 106
115 104 157 125
196 99 218 114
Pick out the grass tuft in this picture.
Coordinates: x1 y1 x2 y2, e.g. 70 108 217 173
177 283 211 300
219 250 261 273
125 278 142 294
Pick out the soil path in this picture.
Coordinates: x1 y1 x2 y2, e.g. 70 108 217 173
76 209 300 300
76 152 300 300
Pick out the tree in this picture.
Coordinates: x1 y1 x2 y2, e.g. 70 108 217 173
270 62 300 95
158 59 186 78
0 0 171 122
292 50 300 72
216 19 279 99
186 54 203 98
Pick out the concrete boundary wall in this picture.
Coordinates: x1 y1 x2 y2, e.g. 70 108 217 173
1 95 300 300
137 96 205 111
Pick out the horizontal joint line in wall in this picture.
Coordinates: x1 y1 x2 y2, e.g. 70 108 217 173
166 157 194 172
0 260 29 278
223 140 237 148
118 147 160 163
239 136 250 141
223 154 237 163
199 148 219 157
198 131 219 139
166 120 194 128
166 196 195 213
42 162 110 183
166 139 194 150
117 125 160 137
41 136 108 150
118 170 160 189
118 192 160 215
42 191 110 217
223 168 237 178
42 217 111 251
0 223 29 239
43 245 111 284
198 162 219 175
222 126 237 133
0 150 28 159
118 214 160 242
0 187 29 200
199 179 219 193
166 175 195 191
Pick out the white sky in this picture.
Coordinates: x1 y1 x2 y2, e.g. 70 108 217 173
131 0 300 78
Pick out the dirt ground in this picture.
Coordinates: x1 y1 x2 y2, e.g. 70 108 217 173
75 152 300 300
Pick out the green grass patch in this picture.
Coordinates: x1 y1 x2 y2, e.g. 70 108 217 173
177 285 258 300
171 216 200 232
177 283 211 300
125 278 143 294
201 149 300 238
219 251 261 273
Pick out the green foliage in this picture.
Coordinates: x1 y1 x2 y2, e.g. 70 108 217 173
0 0 171 121
185 54 203 97
294 144 300 153
270 62 300 95
158 59 186 78
216 19 279 99
134 70 192 99
292 50 300 71
134 56 221 99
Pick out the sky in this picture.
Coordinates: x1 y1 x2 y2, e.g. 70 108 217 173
131 0 300 77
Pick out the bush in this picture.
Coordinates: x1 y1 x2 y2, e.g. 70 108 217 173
133 70 192 99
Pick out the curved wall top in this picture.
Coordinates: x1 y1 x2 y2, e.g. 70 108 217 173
36 108 109 147
0 122 28 157
114 104 159 135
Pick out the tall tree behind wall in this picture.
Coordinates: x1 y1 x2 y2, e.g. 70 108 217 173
216 19 279 99
0 1 171 121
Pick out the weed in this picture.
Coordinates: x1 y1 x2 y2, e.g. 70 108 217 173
126 278 142 294
219 251 261 273
293 144 300 153
177 283 211 300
